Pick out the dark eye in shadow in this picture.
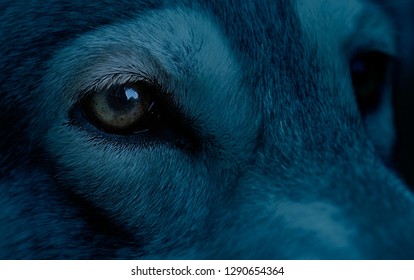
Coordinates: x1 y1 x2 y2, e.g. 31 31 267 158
350 51 392 113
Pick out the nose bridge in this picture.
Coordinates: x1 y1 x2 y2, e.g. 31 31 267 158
242 134 414 258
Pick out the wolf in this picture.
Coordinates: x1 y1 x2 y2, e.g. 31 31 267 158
1 0 414 259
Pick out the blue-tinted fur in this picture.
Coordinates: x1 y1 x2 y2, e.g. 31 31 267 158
1 0 414 259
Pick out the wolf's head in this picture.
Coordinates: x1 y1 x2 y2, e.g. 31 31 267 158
0 0 413 259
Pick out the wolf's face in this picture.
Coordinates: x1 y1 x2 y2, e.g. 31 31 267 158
0 0 413 259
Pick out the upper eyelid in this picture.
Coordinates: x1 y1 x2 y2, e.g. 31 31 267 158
350 5 396 57
81 72 159 94
68 53 171 103
46 34 172 105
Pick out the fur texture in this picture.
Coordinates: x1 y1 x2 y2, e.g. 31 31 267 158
1 0 414 259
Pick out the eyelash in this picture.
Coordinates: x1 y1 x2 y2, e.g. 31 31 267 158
80 73 160 98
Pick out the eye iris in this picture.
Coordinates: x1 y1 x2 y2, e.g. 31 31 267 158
82 84 153 134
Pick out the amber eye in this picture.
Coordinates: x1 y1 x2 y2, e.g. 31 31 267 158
81 83 158 134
